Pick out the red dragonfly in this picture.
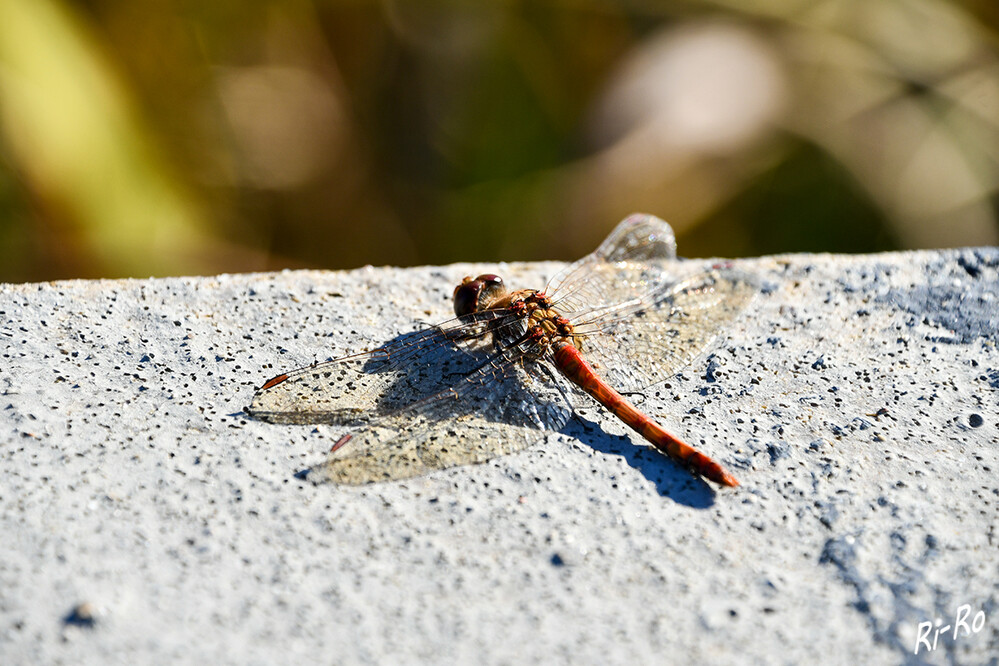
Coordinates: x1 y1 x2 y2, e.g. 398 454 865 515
248 214 755 487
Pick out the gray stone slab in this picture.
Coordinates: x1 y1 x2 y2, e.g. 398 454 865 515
0 249 997 665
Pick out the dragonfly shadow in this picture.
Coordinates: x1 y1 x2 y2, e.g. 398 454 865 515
253 327 721 504
562 415 718 508
354 329 495 415
248 327 500 426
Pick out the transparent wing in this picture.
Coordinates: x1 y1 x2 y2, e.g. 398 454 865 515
247 309 512 425
545 213 677 317
543 214 756 392
306 355 573 485
571 268 757 393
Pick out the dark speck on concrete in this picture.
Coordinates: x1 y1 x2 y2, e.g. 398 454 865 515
705 356 720 383
767 441 791 463
63 603 97 629
760 280 780 295
817 502 839 529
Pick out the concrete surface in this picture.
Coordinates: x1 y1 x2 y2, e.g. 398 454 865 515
0 249 997 665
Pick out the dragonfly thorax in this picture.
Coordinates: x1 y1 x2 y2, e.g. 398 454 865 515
453 274 580 356
498 291 580 356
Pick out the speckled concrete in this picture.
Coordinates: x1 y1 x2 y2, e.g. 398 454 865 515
0 249 997 665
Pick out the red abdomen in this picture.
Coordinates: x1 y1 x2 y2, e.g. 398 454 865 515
553 344 738 487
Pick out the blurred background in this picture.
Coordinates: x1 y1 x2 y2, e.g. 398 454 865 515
1 0 998 282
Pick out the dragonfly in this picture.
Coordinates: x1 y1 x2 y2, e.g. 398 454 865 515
248 214 755 487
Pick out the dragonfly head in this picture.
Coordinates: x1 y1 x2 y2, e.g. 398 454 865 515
453 274 505 316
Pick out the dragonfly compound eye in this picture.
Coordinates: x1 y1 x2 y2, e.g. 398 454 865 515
453 274 506 317
476 274 503 287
